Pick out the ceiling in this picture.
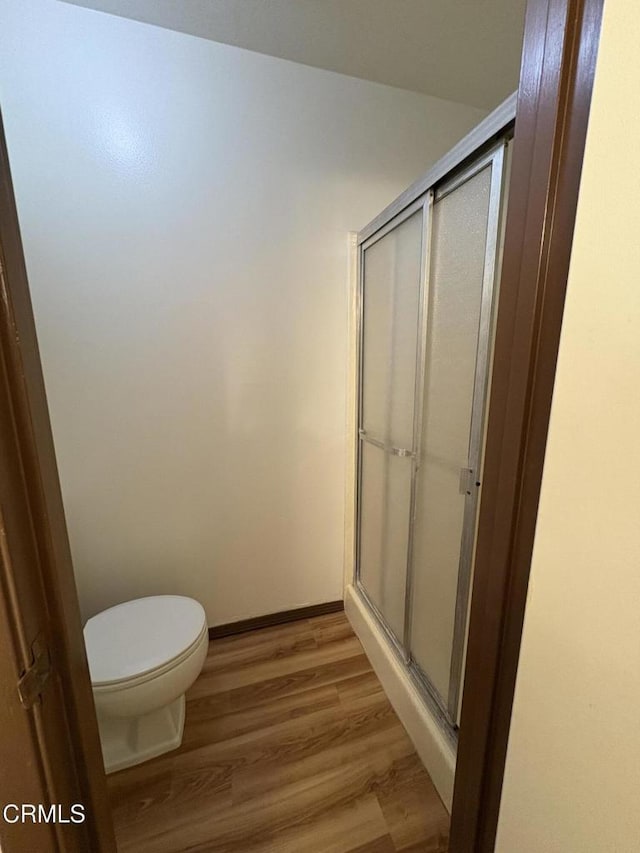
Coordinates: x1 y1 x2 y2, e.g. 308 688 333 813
61 0 526 110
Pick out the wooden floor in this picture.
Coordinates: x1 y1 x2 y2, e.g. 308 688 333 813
108 611 450 852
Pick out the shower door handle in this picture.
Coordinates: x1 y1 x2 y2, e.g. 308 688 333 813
390 446 414 458
359 429 414 458
459 466 477 495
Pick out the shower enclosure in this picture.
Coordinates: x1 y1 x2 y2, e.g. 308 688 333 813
353 100 514 736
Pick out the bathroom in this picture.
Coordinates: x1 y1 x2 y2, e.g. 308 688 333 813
0 0 530 851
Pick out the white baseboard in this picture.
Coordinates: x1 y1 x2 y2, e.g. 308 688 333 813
344 583 456 811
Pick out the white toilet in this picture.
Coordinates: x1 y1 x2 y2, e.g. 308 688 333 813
83 595 209 774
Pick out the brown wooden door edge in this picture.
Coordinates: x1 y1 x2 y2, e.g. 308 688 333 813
0 111 116 852
450 0 604 850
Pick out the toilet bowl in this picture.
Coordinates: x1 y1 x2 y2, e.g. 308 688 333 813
84 595 208 774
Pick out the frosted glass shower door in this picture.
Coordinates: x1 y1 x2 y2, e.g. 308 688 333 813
409 149 505 720
357 206 425 642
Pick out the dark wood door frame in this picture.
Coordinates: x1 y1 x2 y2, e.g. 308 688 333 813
450 0 604 850
0 113 116 851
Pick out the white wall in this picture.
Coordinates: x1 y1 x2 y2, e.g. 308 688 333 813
0 0 484 626
496 1 640 850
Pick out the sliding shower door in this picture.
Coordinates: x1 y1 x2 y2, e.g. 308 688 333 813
355 138 508 732
357 204 426 643
408 149 506 723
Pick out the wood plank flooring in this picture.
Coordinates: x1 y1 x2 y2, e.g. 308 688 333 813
107 612 450 852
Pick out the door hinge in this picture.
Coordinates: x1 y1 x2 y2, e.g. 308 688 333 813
17 635 51 709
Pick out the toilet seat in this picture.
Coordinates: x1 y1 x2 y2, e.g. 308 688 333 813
84 595 207 688
91 623 209 692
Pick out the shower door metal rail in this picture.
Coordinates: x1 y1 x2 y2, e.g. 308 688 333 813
353 131 511 736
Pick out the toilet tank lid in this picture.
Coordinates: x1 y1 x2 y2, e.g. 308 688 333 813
83 595 207 685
